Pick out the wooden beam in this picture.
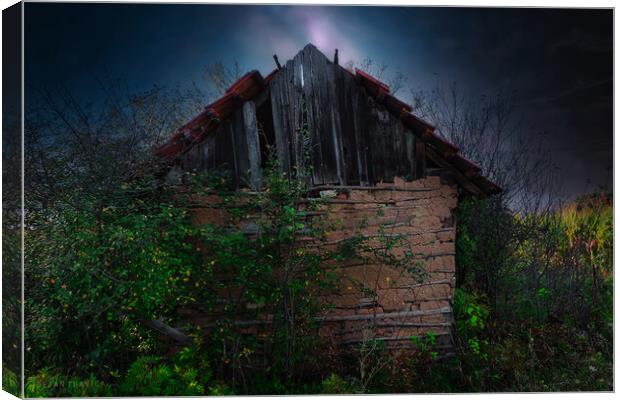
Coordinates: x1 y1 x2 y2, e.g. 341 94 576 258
426 147 485 197
273 54 282 69
446 153 482 178
307 184 434 192
269 70 292 177
197 306 452 328
242 101 262 190
145 318 192 345
341 332 450 345
315 306 452 322
473 175 503 195
415 139 426 179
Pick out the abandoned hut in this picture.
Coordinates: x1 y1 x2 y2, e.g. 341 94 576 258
154 44 501 355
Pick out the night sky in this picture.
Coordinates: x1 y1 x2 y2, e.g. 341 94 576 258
24 3 613 201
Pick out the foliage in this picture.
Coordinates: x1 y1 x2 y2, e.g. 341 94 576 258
3 116 22 378
321 373 359 394
119 356 204 396
24 369 113 398
23 161 613 395
453 289 489 359
2 209 21 381
455 197 516 307
408 194 613 393
2 366 20 397
351 193 612 394
184 156 329 391
25 176 208 376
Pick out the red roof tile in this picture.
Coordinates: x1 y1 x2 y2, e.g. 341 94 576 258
154 70 266 161
355 69 390 94
264 69 279 84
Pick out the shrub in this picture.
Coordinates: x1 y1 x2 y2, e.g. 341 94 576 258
25 369 112 397
120 356 205 396
444 194 613 392
25 175 213 377
2 366 19 397
321 373 359 394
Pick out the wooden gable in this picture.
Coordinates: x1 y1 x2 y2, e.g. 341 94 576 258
268 44 419 186
157 44 501 197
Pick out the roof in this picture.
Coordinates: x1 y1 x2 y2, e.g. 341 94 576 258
353 67 501 197
154 70 269 160
154 48 501 197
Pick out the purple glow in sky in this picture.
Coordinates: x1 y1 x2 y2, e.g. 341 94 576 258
233 7 372 74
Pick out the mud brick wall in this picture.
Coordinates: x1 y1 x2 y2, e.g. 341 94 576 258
312 176 458 354
189 175 459 355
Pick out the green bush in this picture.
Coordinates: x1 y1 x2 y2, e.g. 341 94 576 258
25 369 112 397
433 194 614 392
25 177 209 375
453 289 489 359
119 356 205 396
321 373 359 394
2 366 19 397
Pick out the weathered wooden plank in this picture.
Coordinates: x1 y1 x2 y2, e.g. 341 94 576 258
341 332 450 345
184 124 234 176
180 140 200 172
216 122 237 179
327 60 346 185
242 101 262 189
289 55 306 179
391 115 410 179
262 44 431 188
415 136 426 179
334 63 361 184
202 133 216 170
298 51 326 185
366 101 397 182
405 130 416 179
300 51 325 183
307 185 434 192
306 44 341 185
198 306 453 327
269 67 292 178
268 73 281 147
145 318 192 345
426 147 483 196
315 306 452 322
230 107 248 188
352 85 373 185
271 46 333 184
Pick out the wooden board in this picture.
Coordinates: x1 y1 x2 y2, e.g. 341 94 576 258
268 44 418 187
180 102 263 189
182 44 424 189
